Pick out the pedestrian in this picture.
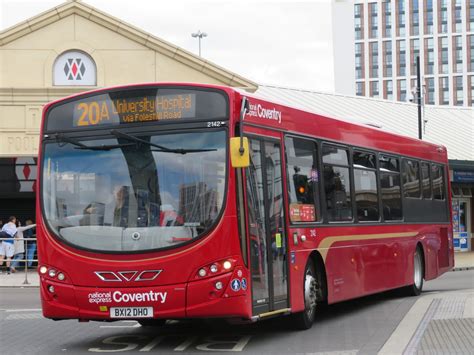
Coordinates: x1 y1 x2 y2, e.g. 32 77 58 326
0 216 18 274
10 219 36 273
23 219 36 268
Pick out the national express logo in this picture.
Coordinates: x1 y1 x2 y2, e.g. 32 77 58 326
88 291 168 304
63 58 87 81
53 51 96 86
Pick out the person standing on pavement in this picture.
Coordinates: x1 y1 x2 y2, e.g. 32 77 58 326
10 219 36 273
23 219 36 268
0 216 18 274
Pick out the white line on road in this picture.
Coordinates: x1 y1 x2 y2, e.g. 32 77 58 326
100 320 140 328
4 308 42 312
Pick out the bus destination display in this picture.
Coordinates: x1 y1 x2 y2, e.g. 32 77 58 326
73 94 196 127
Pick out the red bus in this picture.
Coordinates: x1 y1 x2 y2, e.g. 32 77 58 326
37 83 453 329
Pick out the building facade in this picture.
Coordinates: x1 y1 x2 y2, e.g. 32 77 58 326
347 0 474 106
0 0 257 221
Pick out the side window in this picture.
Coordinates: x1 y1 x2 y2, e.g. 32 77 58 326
353 151 379 221
323 144 352 222
285 137 321 223
403 159 421 198
432 164 445 200
379 155 402 220
421 162 432 199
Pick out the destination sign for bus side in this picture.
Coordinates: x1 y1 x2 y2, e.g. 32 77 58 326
73 94 196 127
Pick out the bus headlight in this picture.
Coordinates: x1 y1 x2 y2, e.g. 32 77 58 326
39 266 48 274
194 257 237 280
48 269 57 278
57 273 66 281
223 261 232 270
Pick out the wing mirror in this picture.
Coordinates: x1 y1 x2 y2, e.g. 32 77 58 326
230 97 250 168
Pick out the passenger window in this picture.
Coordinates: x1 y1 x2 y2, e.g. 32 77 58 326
353 151 379 221
323 144 352 222
379 155 399 172
403 159 421 198
322 145 349 165
432 164 445 200
379 155 402 220
353 151 377 169
421 162 431 199
285 137 321 222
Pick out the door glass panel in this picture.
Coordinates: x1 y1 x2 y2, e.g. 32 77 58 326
246 140 269 305
264 141 287 303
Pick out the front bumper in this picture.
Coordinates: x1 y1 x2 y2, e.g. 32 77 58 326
40 267 251 321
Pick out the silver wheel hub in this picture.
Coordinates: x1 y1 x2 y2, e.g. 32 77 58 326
304 272 317 318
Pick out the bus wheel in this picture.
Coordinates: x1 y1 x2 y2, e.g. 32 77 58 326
404 246 424 296
138 319 167 327
292 259 317 330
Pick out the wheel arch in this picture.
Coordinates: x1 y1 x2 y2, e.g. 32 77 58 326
416 241 426 279
308 250 328 303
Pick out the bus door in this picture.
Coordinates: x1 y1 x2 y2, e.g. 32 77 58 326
246 137 288 315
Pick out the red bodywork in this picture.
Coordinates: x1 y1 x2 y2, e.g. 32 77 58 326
37 83 453 321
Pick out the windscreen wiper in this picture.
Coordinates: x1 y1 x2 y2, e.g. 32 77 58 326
110 130 216 155
54 133 136 151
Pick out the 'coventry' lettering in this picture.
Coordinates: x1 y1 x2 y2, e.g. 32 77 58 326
257 104 282 123
247 103 282 124
112 291 167 304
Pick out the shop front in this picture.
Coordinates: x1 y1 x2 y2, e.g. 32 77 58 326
450 162 474 252
0 157 37 224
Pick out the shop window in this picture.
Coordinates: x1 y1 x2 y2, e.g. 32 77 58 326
53 50 97 86
452 187 461 197
462 188 472 197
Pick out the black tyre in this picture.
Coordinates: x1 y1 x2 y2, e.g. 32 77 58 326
404 246 424 296
291 259 318 330
138 319 167 327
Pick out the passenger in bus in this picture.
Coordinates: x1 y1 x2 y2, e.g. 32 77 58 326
326 173 349 220
113 186 130 227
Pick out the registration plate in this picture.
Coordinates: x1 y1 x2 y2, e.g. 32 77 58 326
110 307 153 318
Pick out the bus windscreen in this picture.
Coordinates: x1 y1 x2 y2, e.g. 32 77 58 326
45 87 228 131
